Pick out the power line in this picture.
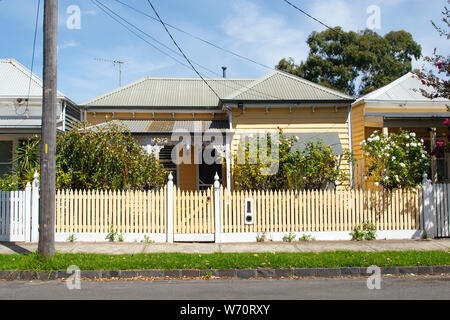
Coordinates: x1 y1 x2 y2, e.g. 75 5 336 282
93 0 220 77
111 0 273 71
90 0 195 74
23 0 41 116
146 0 221 100
90 0 294 101
282 0 341 35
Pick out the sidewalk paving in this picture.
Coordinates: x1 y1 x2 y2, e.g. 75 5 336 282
0 239 449 255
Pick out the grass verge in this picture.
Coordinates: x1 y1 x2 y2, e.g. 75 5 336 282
0 250 448 271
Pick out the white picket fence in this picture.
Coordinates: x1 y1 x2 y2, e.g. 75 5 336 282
0 173 449 243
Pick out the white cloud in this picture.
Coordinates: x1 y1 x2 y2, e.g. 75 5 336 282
221 0 308 67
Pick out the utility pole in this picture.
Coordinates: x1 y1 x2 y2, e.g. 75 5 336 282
39 0 58 257
94 58 126 87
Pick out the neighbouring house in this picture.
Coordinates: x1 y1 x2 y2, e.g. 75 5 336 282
81 69 355 191
351 72 450 187
0 58 80 177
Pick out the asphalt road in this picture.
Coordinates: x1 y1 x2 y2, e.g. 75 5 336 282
0 275 448 300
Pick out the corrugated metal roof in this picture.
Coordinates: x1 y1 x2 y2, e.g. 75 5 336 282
0 59 67 98
82 70 353 108
85 120 229 133
354 72 449 104
82 77 254 107
223 70 353 101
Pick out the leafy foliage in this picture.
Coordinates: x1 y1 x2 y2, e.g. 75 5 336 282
350 223 377 241
232 129 351 190
0 122 167 190
361 130 430 189
276 28 421 96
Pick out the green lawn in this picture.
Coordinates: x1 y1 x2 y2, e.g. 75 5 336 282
0 250 448 271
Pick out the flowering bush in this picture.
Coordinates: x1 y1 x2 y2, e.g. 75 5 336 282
361 130 430 189
431 118 450 158
232 129 351 190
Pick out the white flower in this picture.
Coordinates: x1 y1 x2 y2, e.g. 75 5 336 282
411 143 417 147
400 163 406 168
374 182 379 187
395 175 399 181
406 143 410 147
410 132 416 137
392 156 396 161
364 176 368 180
384 176 389 181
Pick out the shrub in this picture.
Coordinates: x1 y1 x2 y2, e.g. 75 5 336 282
350 223 377 241
361 130 430 189
232 129 352 190
283 233 296 242
0 122 168 190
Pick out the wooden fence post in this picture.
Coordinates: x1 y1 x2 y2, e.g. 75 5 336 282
214 173 221 243
31 171 39 242
167 173 174 243
422 173 436 238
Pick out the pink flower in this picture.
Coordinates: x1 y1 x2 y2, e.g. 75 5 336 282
444 118 449 126
436 141 444 148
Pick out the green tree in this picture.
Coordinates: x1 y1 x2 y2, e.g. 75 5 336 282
276 28 422 96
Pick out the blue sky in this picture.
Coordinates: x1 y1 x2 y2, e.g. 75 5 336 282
0 0 449 103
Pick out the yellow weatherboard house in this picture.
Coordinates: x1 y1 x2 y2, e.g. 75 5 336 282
81 70 355 191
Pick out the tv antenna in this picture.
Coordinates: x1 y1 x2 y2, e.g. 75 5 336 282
94 58 127 87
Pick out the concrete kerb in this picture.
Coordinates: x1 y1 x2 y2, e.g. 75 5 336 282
0 265 449 281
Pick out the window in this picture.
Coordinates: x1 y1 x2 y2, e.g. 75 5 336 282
0 141 13 177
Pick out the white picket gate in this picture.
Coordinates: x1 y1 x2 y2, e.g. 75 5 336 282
0 176 39 243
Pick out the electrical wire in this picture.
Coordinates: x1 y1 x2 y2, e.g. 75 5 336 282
146 0 221 100
111 0 273 71
91 0 334 102
91 0 212 76
282 0 341 35
91 0 285 101
94 0 221 77
22 0 41 116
